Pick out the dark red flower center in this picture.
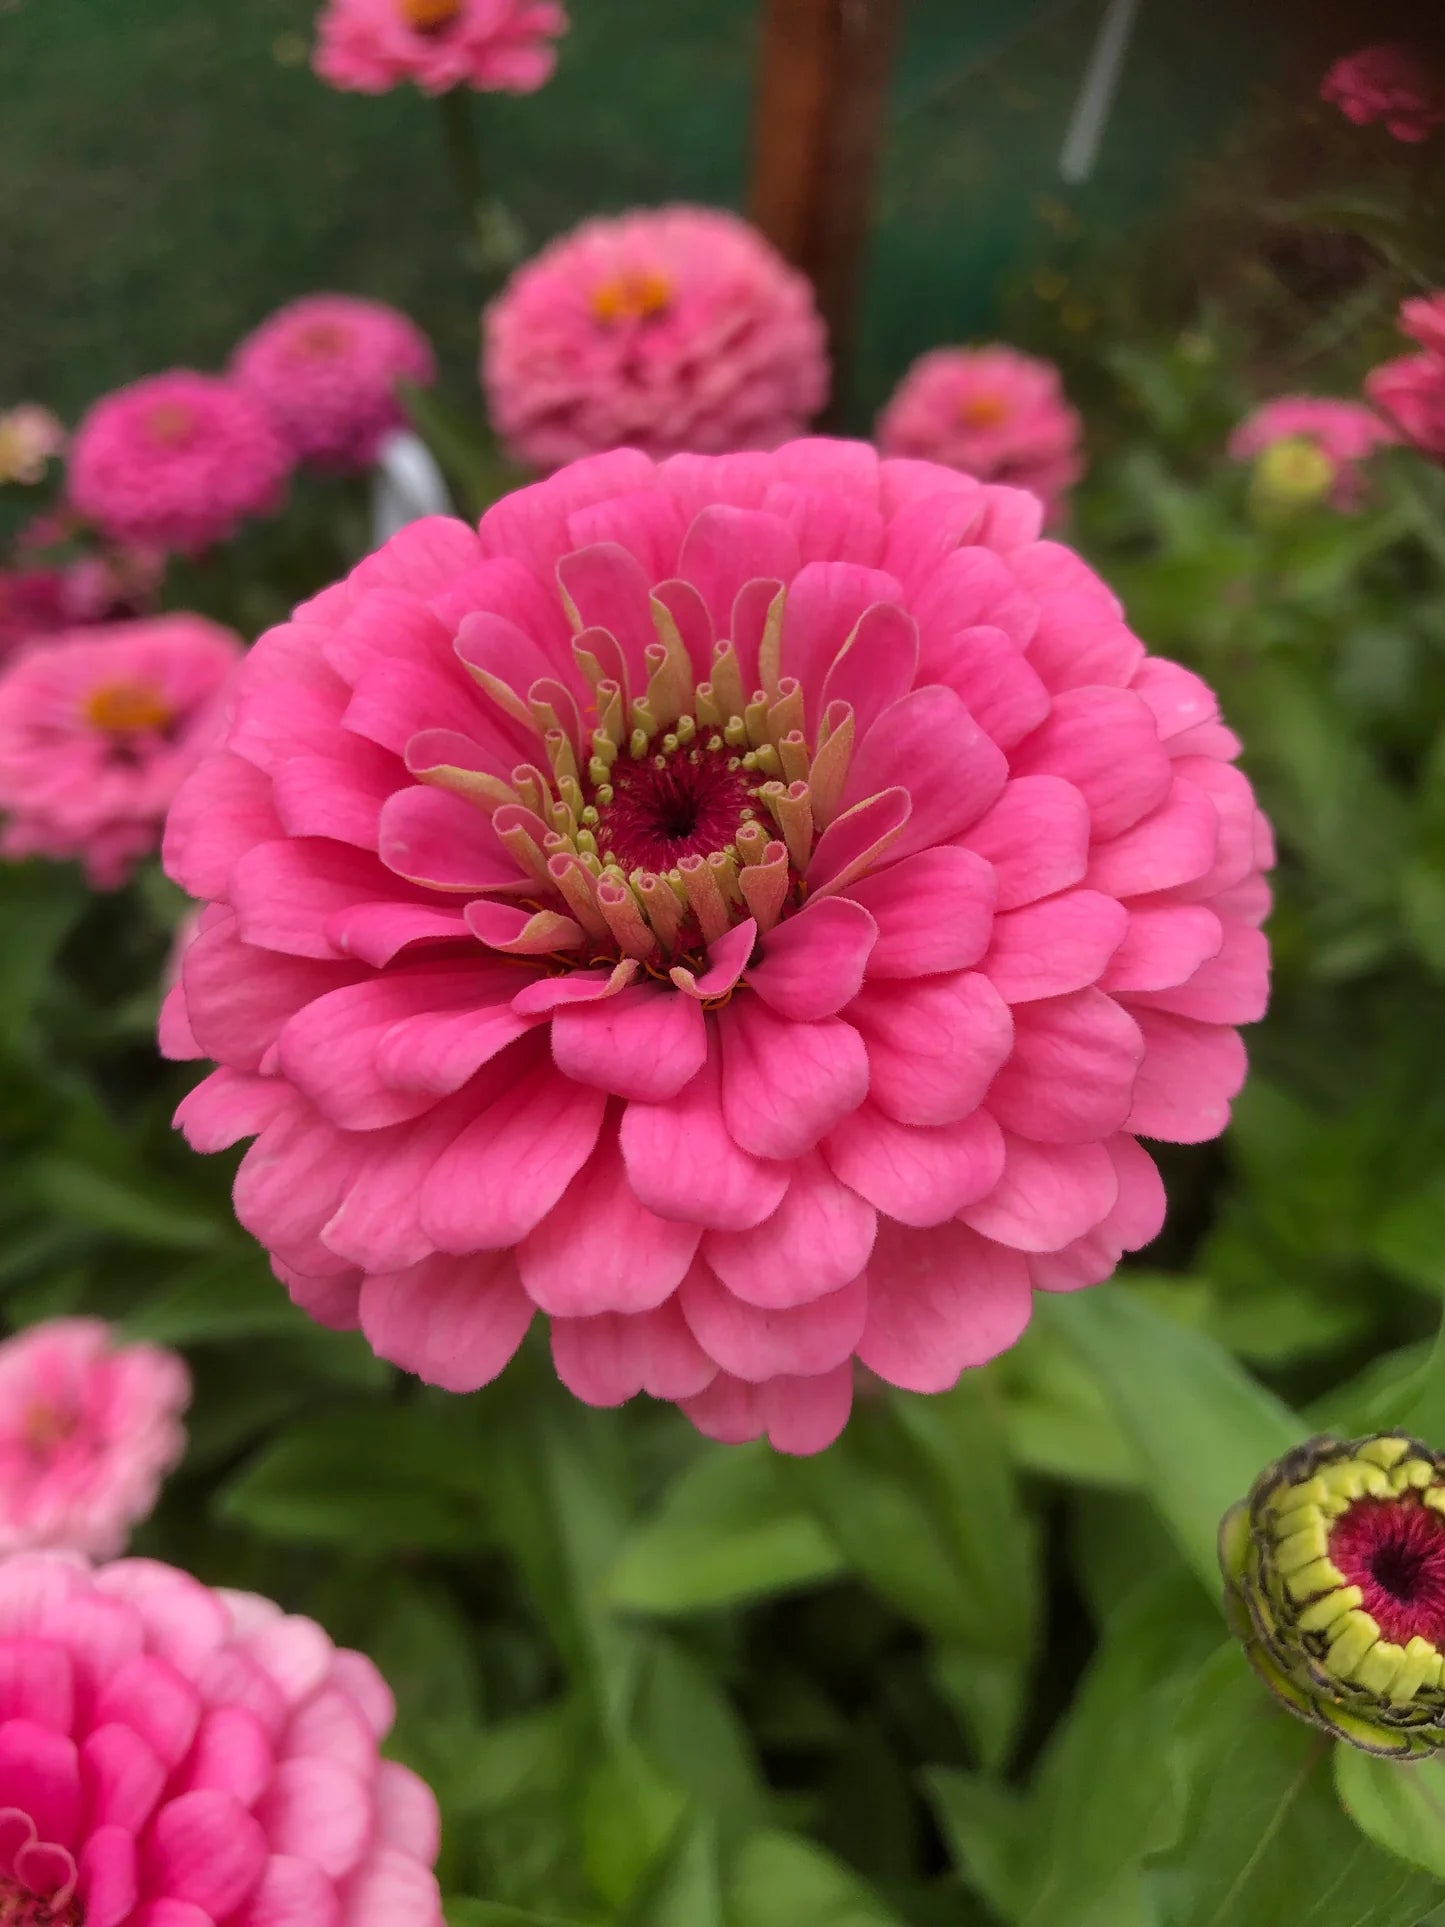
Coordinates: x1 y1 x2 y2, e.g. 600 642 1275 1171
1329 1497 1445 1646
594 744 758 875
0 1875 81 1926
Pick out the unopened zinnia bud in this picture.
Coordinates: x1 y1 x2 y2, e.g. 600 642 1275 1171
1220 1433 1445 1759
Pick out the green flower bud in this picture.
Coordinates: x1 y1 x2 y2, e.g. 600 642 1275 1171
1219 1433 1445 1760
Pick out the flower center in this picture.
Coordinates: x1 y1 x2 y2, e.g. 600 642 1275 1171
146 402 194 447
291 319 351 358
82 680 173 735
958 392 1009 429
397 0 461 30
0 1879 81 1927
594 743 759 874
1329 1497 1445 1647
20 1403 76 1455
589 269 673 327
1255 436 1335 505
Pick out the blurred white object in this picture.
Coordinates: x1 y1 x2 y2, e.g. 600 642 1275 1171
1059 0 1140 185
371 429 453 542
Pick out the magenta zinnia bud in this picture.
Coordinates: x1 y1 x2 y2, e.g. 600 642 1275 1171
1221 1434 1445 1759
233 295 437 475
69 372 291 557
163 441 1271 1453
313 0 567 97
1228 397 1398 513
876 347 1084 523
1321 43 1445 143
0 1548 444 1923
482 207 829 470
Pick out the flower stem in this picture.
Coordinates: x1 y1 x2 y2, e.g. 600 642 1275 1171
435 89 523 287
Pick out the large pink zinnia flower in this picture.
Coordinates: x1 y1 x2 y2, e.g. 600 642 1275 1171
876 347 1085 522
233 296 437 475
482 207 829 471
162 441 1271 1454
313 0 566 96
1321 43 1445 142
0 1548 443 1926
0 614 243 888
1227 395 1398 510
69 373 291 557
0 1320 189 1560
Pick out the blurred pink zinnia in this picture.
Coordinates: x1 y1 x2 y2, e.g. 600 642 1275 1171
314 0 566 96
1227 396 1398 509
482 206 829 470
0 1318 188 1559
233 295 437 474
877 347 1084 521
0 613 243 887
1365 293 1445 459
163 441 1271 1455
69 372 291 556
1321 43 1445 142
0 404 65 486
0 1548 444 1925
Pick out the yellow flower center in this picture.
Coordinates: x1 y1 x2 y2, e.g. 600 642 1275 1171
958 392 1009 429
589 269 674 327
83 680 174 735
147 402 195 446
1255 436 1335 507
397 0 462 29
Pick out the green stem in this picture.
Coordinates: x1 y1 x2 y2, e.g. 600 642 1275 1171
435 89 523 286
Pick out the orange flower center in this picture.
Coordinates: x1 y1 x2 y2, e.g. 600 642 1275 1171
292 319 351 358
147 402 195 446
397 0 462 29
958 392 1009 429
21 1402 76 1454
83 680 173 735
590 269 673 327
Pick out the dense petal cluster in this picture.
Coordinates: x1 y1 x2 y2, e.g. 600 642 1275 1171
876 347 1084 522
69 373 291 556
1367 293 1445 459
0 1319 189 1559
1321 43 1445 142
0 614 243 887
313 0 566 96
163 440 1271 1453
1227 395 1398 511
0 1548 444 1924
233 296 437 474
1221 1434 1445 1758
482 207 829 470
0 405 65 486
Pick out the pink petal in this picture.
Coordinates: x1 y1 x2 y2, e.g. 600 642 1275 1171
78 1826 137 1927
276 971 490 1129
858 1221 1032 1392
254 1759 372 1878
377 787 519 892
95 1658 199 1770
272 739 400 850
181 917 362 1070
231 1854 341 1927
0 1721 79 1847
679 1265 867 1382
358 1253 533 1392
1010 688 1171 840
516 1130 701 1314
163 753 281 900
961 1134 1120 1252
464 900 584 956
747 899 878 1019
850 972 1013 1126
559 541 666 676
678 1365 853 1454
567 488 688 579
983 890 1127 1002
985 990 1144 1144
175 1707 272 1805
1123 919 1269 1024
927 624 1050 750
550 1300 717 1406
551 983 707 1100
337 1847 443 1927
719 1001 869 1160
840 686 1006 857
371 988 537 1096
806 787 911 897
678 506 801 646
847 847 995 979
703 1151 877 1308
1123 1010 1247 1143
818 602 919 740
230 840 425 960
963 775 1090 910
142 1789 267 1917
911 546 1037 654
373 1763 440 1863
285 1686 378 1775
1084 775 1219 897
1129 657 1218 740
822 1104 1005 1228
128 1904 211 1927
779 561 906 723
620 1039 790 1230
322 901 472 969
0 1637 72 1729
1097 905 1224 994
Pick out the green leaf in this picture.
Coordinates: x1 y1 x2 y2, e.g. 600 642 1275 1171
616 1815 726 1927
725 1830 906 1927
1336 1748 1445 1882
119 1249 313 1344
925 1769 1031 1921
582 1745 688 1911
1372 1171 1445 1295
608 1443 844 1614
1046 1288 1304 1593
445 1904 592 1927
30 1157 225 1251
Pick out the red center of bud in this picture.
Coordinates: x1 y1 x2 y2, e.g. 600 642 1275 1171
595 746 756 875
146 402 194 447
0 1876 82 1926
292 320 351 358
1329 1497 1445 1646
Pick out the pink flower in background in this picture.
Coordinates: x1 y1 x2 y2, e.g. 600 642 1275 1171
1401 293 1445 358
1227 396 1398 509
163 441 1271 1454
233 295 437 473
69 371 291 555
0 404 65 485
483 206 829 469
314 0 566 96
0 1318 189 1558
877 347 1085 521
0 1548 444 1925
0 568 73 660
0 614 243 887
1321 43 1445 142
1366 354 1445 459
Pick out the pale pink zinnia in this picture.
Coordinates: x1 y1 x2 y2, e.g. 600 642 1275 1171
162 441 1271 1455
314 0 566 96
1321 43 1445 142
69 372 291 556
0 614 243 887
877 347 1085 521
1227 396 1398 510
233 295 437 474
0 1318 189 1559
0 1547 444 1926
482 206 829 471
0 405 65 486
